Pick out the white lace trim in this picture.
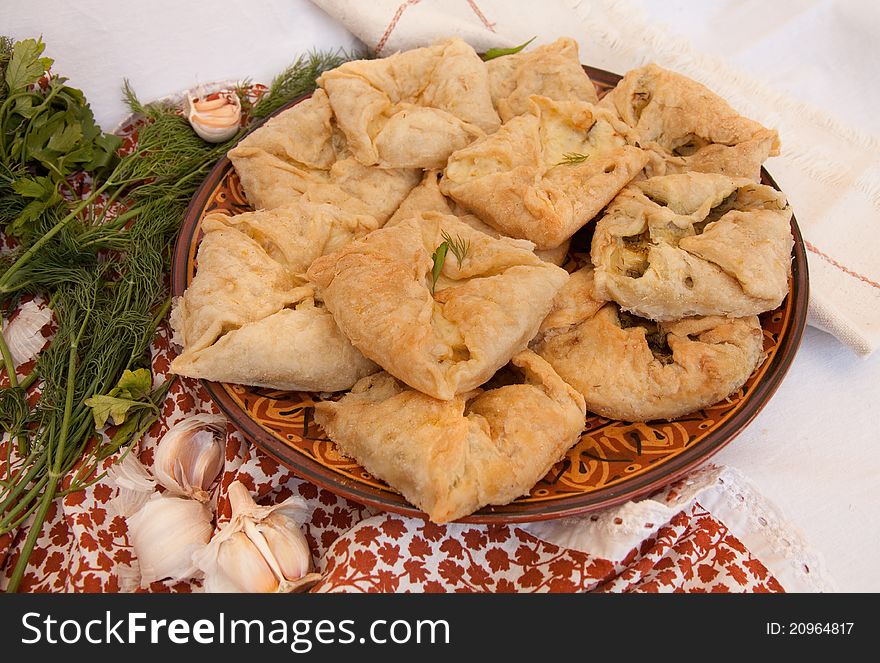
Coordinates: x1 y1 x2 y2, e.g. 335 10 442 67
523 464 837 592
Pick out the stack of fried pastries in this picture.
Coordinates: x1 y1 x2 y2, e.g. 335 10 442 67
171 38 792 522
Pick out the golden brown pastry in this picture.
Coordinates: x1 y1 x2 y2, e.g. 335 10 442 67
441 95 647 249
487 37 598 121
170 202 378 390
387 170 571 265
314 350 586 522
317 38 500 169
228 89 419 220
307 213 569 400
533 267 765 422
591 172 793 320
599 64 779 180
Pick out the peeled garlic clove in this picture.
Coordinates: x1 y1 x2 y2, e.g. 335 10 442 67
194 480 320 593
152 413 225 502
217 531 280 593
126 493 213 586
186 89 241 143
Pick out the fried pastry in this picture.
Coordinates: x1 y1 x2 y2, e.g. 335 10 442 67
533 267 764 421
441 95 647 249
307 213 569 400
591 172 793 320
599 64 779 180
388 170 570 265
228 89 419 221
318 38 500 169
487 37 598 121
170 202 378 391
314 350 586 522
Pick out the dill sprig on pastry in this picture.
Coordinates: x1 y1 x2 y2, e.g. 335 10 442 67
554 151 590 166
429 231 470 294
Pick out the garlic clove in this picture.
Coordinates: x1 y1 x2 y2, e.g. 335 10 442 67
258 513 313 581
186 89 241 143
217 531 279 593
152 413 225 502
194 480 319 593
126 493 213 586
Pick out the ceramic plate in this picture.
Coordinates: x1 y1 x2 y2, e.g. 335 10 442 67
171 66 809 523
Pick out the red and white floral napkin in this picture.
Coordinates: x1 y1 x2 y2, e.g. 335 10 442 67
0 315 835 592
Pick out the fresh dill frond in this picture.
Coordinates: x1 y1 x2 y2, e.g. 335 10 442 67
441 230 470 265
251 49 360 120
429 232 471 295
555 152 589 166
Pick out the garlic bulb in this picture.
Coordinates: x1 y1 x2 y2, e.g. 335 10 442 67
1 300 53 365
185 89 241 142
152 413 225 502
126 493 213 586
193 481 320 593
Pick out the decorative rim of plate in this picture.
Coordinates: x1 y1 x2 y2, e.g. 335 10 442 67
171 65 809 523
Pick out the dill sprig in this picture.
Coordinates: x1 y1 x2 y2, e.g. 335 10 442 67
441 230 470 265
251 49 360 120
430 232 470 295
555 152 590 166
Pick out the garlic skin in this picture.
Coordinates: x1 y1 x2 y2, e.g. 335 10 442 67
193 481 321 593
1 300 53 365
126 492 213 586
152 413 225 502
185 89 241 143
107 451 156 518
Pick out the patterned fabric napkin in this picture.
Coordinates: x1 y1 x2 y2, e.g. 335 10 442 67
310 0 880 356
0 312 834 592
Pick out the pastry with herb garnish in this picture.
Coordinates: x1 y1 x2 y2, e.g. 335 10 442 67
170 202 378 391
314 350 585 523
599 63 779 181
441 95 647 250
533 266 764 422
486 37 598 121
317 38 500 169
228 89 419 220
307 212 568 400
591 172 793 320
387 170 571 265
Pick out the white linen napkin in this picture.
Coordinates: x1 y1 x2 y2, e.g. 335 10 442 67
310 0 880 356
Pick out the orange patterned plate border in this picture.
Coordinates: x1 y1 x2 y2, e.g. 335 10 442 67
171 65 809 523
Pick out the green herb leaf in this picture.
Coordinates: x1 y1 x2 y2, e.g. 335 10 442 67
114 368 152 401
83 395 144 428
554 152 589 166
482 37 536 61
4 38 52 92
430 241 449 294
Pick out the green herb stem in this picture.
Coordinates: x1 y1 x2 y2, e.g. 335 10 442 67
0 325 18 388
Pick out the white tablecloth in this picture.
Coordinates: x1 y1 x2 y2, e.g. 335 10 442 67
7 0 880 592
